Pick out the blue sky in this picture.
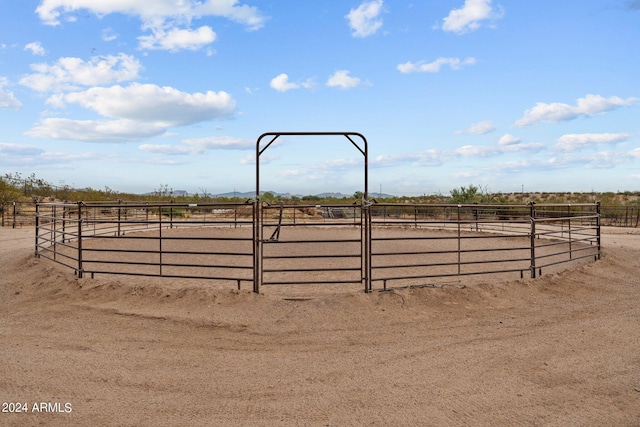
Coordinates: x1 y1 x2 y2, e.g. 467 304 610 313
1 0 639 196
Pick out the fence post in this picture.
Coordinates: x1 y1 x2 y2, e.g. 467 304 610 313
159 206 163 276
253 198 261 293
364 200 372 293
625 205 629 228
596 201 601 260
62 203 67 243
568 204 572 260
457 205 461 275
53 205 57 261
12 201 16 229
34 202 39 256
117 199 122 236
77 202 83 278
529 202 536 279
170 199 174 229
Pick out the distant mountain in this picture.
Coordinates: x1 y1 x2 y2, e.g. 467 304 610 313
312 192 349 198
210 191 396 199
140 189 396 199
212 190 275 198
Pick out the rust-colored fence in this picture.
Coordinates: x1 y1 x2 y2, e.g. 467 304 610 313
369 203 600 290
35 201 256 288
1 201 37 228
600 205 640 228
35 201 601 293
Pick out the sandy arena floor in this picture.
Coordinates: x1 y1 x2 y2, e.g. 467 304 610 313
1 225 639 426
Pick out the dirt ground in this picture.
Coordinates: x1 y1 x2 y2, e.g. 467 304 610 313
1 225 639 426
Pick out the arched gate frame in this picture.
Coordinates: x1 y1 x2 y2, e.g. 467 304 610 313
253 132 371 293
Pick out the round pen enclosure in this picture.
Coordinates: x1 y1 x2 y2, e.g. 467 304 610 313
34 133 601 293
35 200 601 293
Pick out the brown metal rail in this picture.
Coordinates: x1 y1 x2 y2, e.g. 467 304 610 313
34 200 601 293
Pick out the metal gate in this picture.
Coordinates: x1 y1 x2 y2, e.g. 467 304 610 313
253 132 371 293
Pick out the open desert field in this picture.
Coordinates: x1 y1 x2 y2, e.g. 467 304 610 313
1 225 639 426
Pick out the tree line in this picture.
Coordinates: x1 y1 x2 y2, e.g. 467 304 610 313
1 173 639 206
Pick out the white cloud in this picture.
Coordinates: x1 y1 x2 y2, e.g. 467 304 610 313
270 74 299 92
372 138 544 170
498 133 520 145
547 150 628 170
455 144 502 157
456 120 495 135
20 54 142 92
311 158 361 170
372 150 445 168
140 136 253 155
35 0 266 52
441 0 504 34
555 133 630 152
346 0 384 38
0 77 22 109
630 148 640 159
485 160 532 173
50 83 236 125
138 25 216 52
583 151 625 169
397 57 476 73
515 94 639 127
26 84 236 142
0 143 44 156
25 118 168 142
24 41 45 56
501 142 545 153
36 0 266 28
102 28 119 42
326 70 362 89
240 152 278 165
193 0 266 31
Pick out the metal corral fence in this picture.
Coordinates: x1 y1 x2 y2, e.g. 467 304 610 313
369 203 600 290
1 201 37 228
6 200 636 227
600 205 640 228
35 201 601 293
35 201 256 288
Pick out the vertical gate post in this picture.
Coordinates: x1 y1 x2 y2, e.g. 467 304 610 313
363 198 372 293
35 202 40 256
117 199 122 236
596 201 601 260
62 204 67 244
253 197 261 294
567 204 572 259
529 202 536 279
457 205 461 275
77 202 83 278
53 205 57 261
159 205 163 276
12 201 16 229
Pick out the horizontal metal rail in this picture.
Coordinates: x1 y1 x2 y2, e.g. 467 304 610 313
34 201 602 292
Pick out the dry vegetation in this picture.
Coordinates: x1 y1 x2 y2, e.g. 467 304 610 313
2 174 640 206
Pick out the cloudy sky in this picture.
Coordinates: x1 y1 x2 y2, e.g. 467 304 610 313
1 0 639 196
